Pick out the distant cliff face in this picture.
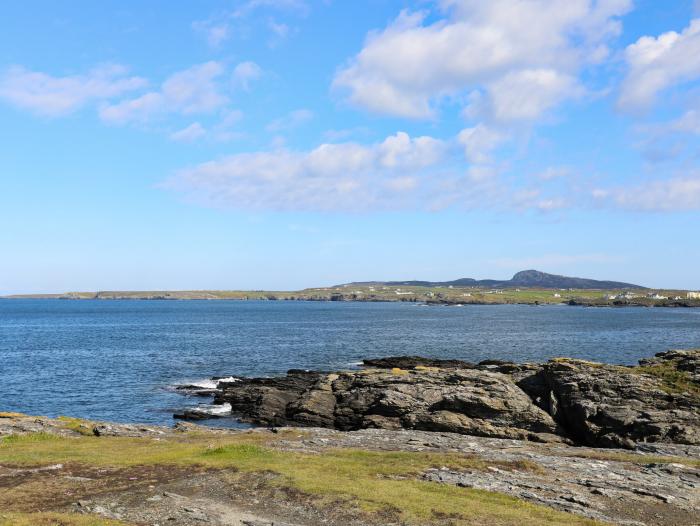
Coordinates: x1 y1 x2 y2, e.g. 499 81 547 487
351 270 644 290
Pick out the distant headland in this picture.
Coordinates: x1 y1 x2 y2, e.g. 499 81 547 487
3 270 700 307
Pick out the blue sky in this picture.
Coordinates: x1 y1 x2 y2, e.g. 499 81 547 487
2 0 700 294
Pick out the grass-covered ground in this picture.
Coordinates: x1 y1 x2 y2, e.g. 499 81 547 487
0 425 604 526
5 285 698 307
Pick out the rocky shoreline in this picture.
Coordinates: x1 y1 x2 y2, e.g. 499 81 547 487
176 350 700 450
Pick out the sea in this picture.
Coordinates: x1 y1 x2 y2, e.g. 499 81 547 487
1 299 699 425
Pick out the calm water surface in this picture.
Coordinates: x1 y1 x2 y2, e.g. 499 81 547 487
1 299 699 424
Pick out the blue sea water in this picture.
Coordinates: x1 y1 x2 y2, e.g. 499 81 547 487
1 299 699 425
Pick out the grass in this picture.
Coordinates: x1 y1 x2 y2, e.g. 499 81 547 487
0 431 602 525
7 285 698 307
632 362 700 397
0 513 124 526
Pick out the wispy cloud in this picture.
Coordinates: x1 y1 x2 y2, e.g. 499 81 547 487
266 108 313 132
232 61 263 91
593 175 700 211
170 122 206 142
193 0 308 47
99 62 232 125
0 64 146 116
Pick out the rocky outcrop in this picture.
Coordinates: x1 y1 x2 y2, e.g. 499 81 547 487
213 365 564 442
541 352 700 448
185 350 700 449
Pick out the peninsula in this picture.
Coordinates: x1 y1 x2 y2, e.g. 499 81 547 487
4 270 700 308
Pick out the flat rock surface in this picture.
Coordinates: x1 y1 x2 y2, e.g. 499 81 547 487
2 415 699 525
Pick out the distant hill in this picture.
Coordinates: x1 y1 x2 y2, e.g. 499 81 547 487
341 270 645 290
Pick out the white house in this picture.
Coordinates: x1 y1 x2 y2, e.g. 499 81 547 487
688 291 700 299
647 292 668 300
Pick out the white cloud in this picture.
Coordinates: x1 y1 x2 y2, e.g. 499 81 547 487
266 108 313 131
669 108 700 134
0 64 146 117
334 0 631 120
268 19 291 39
192 20 230 47
619 19 700 111
170 122 206 142
164 126 700 215
232 61 263 91
194 0 307 46
233 0 308 17
471 69 583 122
165 132 455 211
535 166 572 180
100 62 229 124
594 175 700 211
457 125 504 163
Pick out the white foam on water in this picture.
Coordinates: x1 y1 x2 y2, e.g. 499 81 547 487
179 376 239 389
189 379 218 389
192 403 232 416
215 376 239 384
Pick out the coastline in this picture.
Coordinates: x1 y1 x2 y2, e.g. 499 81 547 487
4 289 700 308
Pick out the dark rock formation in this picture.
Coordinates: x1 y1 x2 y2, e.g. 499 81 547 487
362 356 474 369
541 354 700 448
187 350 700 449
214 366 564 442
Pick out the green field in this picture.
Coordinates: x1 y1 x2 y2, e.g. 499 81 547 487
5 285 699 307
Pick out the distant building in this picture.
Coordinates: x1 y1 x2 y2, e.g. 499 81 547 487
647 292 668 300
609 292 638 301
688 291 700 299
553 293 561 298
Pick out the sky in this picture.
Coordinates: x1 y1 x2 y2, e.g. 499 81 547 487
1 0 700 294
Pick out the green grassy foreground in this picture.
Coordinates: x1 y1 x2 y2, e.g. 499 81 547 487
0 427 603 526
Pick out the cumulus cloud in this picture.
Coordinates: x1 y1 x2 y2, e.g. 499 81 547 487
99 62 230 124
619 19 700 111
334 0 631 120
0 64 146 116
165 132 459 211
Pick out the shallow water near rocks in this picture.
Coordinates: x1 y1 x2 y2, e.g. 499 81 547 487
1 299 699 425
